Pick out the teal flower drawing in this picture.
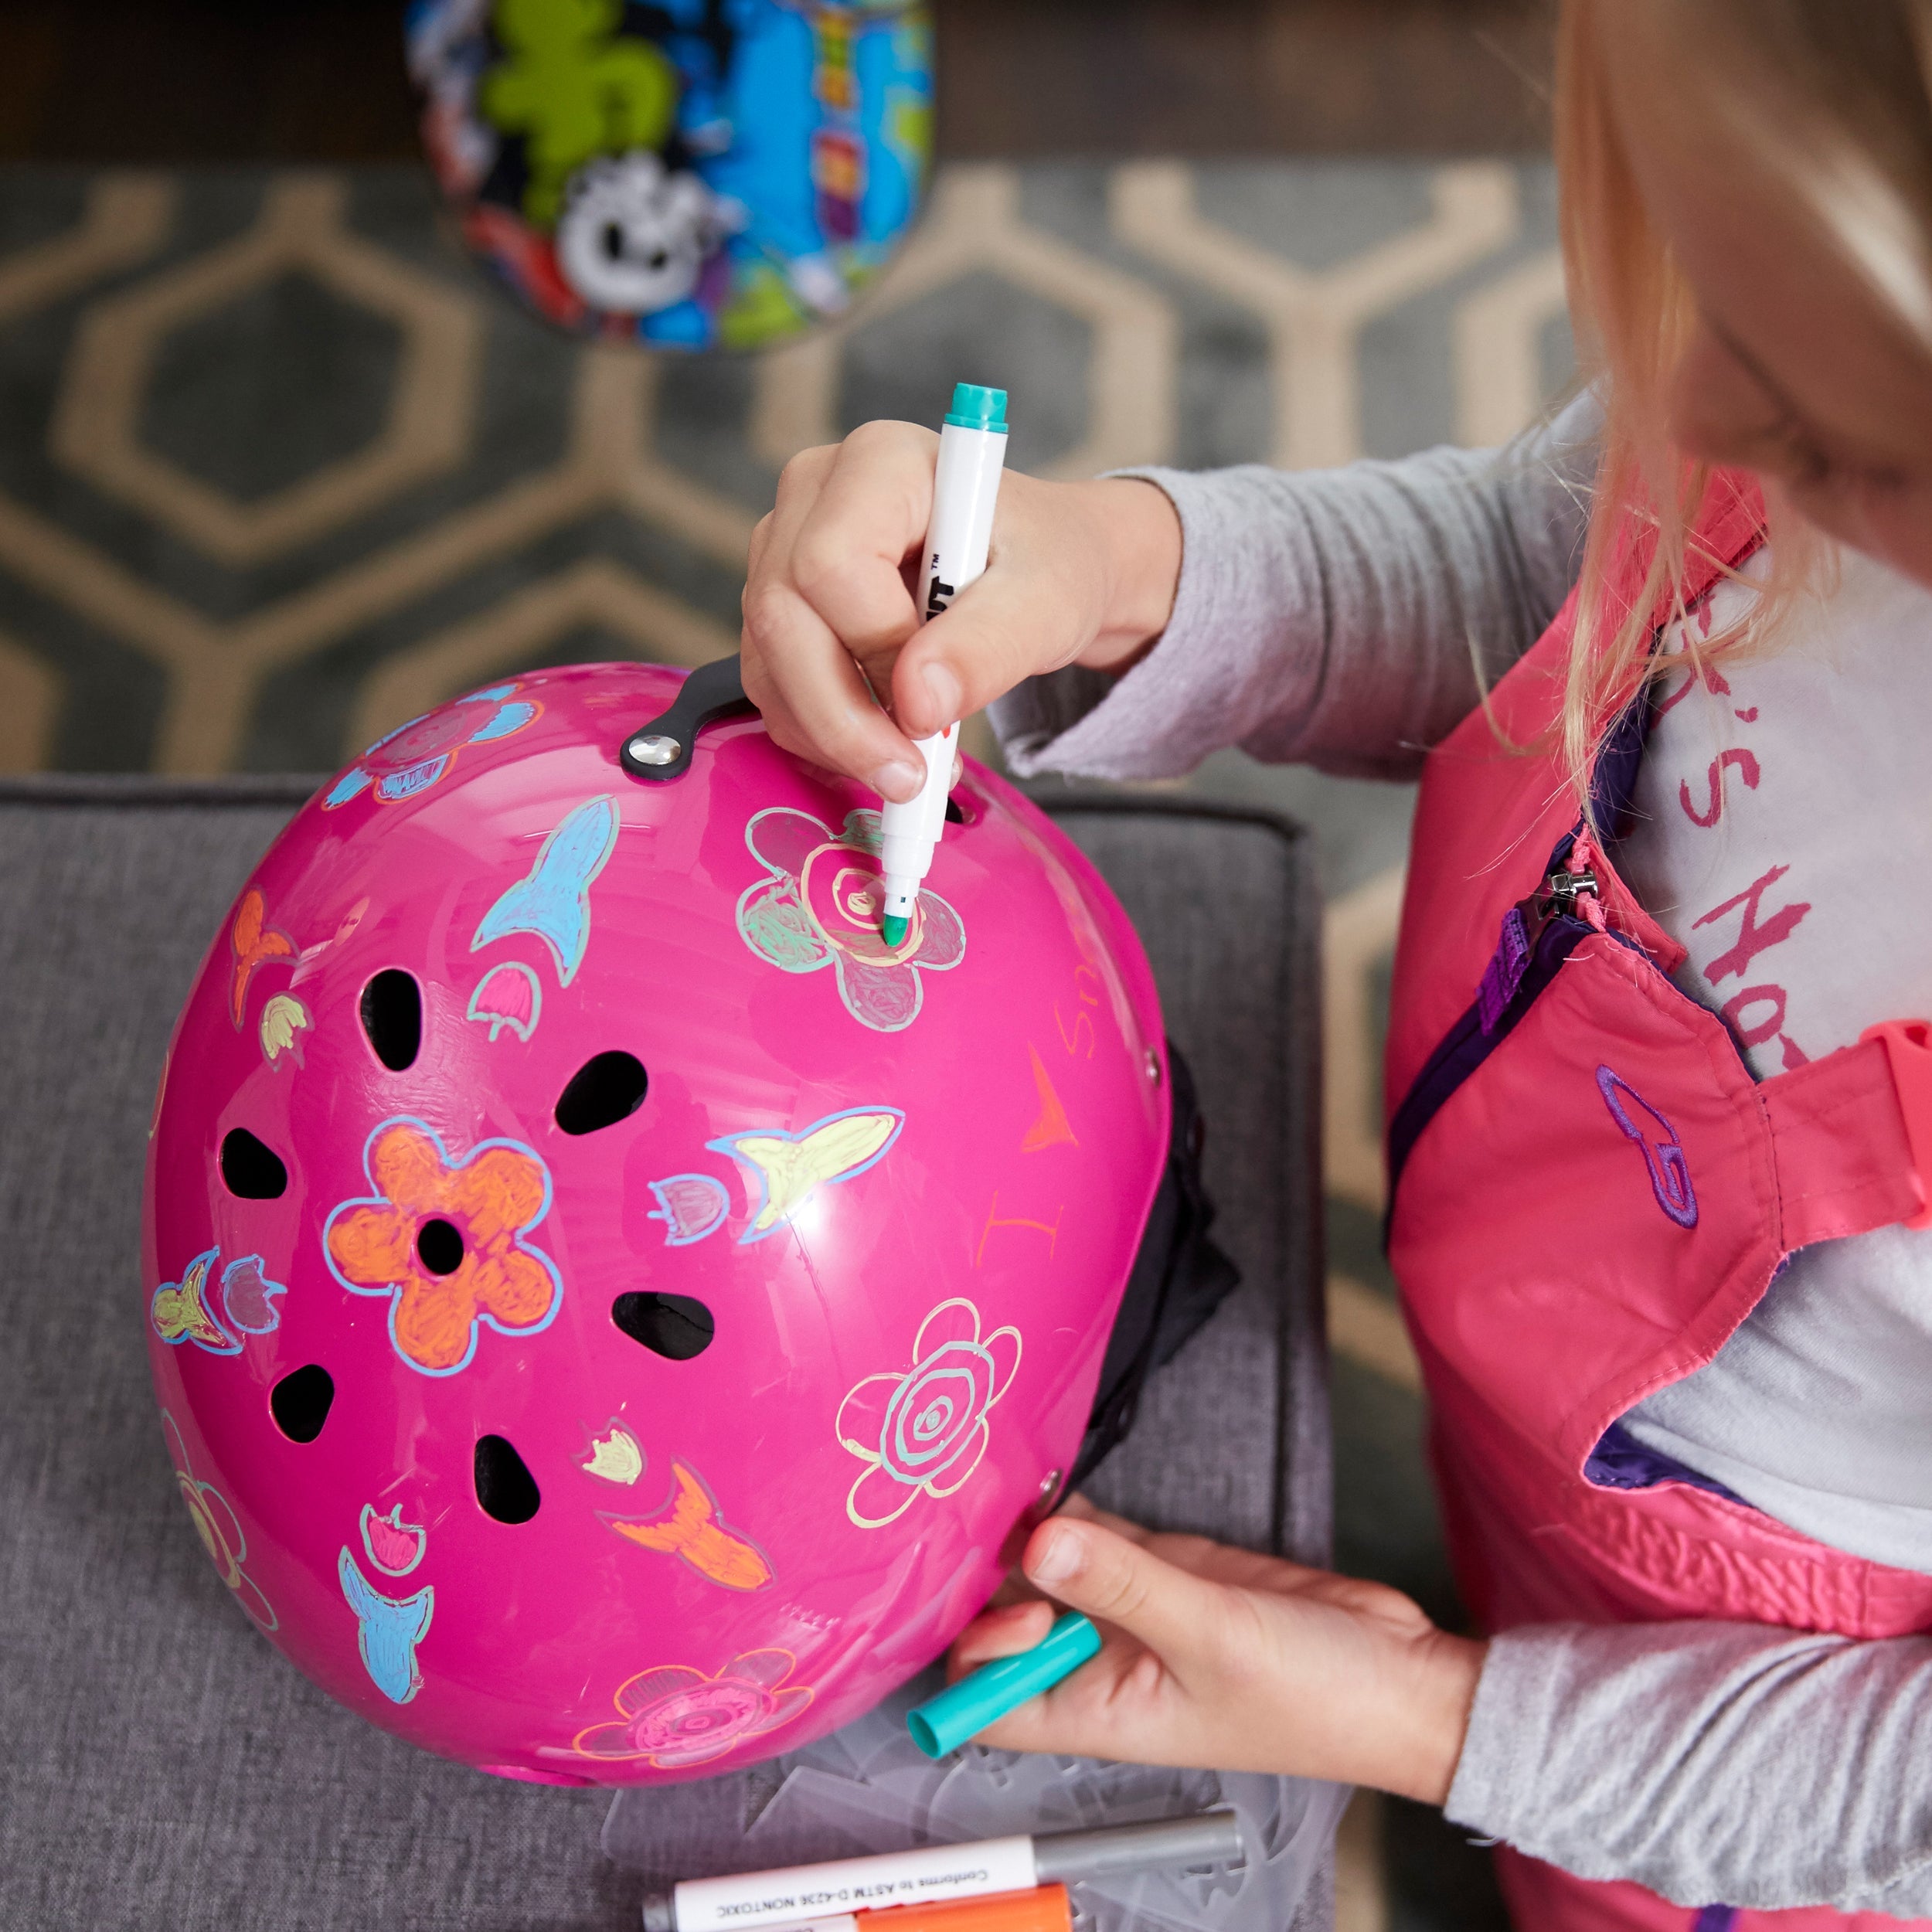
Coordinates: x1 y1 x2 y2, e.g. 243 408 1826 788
736 808 965 1032
836 1298 1021 1529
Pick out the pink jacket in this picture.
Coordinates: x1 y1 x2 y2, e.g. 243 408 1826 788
1386 474 1932 1932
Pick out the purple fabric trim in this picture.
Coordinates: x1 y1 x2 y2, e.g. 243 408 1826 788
1591 689 1653 836
1384 910 1591 1219
1691 1906 1740 1932
1586 1420 1747 1507
1477 906 1532 1035
1597 1066 1699 1228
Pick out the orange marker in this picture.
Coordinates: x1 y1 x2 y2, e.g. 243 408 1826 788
791 1886 1072 1932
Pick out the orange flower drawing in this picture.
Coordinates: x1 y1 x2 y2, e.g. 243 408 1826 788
324 1116 563 1376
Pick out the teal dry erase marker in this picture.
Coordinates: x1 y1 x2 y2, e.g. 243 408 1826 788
906 1611 1101 1759
878 383 1009 949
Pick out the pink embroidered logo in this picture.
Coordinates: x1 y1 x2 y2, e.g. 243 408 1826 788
1596 1066 1698 1229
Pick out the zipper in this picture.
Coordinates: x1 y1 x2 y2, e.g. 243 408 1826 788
1384 828 1610 1223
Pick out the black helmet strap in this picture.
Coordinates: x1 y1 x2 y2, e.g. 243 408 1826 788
1067 1043 1241 1491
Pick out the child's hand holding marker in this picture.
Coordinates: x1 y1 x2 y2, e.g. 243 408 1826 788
947 1498 1485 1806
739 423 1182 801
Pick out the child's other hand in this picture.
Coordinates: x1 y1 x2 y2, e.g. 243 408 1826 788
740 423 1182 802
947 1502 1485 1804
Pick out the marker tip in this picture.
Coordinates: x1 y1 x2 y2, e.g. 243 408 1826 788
880 913 909 947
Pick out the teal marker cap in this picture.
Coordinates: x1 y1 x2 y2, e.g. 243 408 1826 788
946 383 1009 433
906 1611 1101 1759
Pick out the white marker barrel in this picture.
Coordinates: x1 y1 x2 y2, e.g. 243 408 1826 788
879 383 1009 927
661 1835 1037 1932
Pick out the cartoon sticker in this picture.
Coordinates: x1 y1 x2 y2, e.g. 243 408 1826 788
466 961 543 1043
481 0 680 230
471 794 619 986
570 1650 811 1769
409 0 932 353
581 1420 645 1486
736 808 964 1032
645 1172 730 1247
603 1461 774 1592
338 1547 434 1705
323 1116 563 1376
836 1298 1021 1529
323 683 540 810
557 152 745 315
359 1503 428 1579
230 888 295 1029
162 1411 277 1630
259 992 312 1066
708 1107 902 1243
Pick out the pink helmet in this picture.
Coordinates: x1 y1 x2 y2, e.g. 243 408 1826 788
143 661 1199 1786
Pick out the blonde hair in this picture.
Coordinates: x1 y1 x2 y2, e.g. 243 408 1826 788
1553 0 1932 800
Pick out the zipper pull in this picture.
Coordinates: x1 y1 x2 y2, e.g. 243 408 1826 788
1542 866 1601 917
1542 829 1608 931
1519 832 1607 937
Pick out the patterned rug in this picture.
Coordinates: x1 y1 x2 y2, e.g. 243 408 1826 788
0 157 1570 1932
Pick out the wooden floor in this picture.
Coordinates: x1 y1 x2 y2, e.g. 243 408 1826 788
0 0 1553 162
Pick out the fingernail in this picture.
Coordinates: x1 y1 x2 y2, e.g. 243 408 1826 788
1027 1525 1080 1587
922 664 962 726
872 758 923 803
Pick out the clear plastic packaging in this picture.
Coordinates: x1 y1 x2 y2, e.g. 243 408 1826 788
604 1668 1348 1932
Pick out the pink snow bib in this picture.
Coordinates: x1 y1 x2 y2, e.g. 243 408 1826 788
1387 474 1932 1932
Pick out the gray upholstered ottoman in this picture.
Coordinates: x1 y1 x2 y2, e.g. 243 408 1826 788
0 775 1330 1932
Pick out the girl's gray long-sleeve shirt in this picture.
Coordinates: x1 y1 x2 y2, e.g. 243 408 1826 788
989 390 1932 1913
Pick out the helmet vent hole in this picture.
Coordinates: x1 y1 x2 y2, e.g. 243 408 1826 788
555 1051 648 1135
360 970 422 1072
220 1128 287 1199
270 1365 335 1443
474 1434 541 1524
611 1291 715 1362
416 1217 464 1276
944 797 965 826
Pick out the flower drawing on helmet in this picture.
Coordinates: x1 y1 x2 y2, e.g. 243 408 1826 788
162 1411 277 1631
321 682 542 810
323 1116 563 1376
570 1650 813 1770
736 807 965 1032
836 1299 1022 1530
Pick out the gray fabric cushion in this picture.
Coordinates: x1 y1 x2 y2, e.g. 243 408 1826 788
0 775 1328 1931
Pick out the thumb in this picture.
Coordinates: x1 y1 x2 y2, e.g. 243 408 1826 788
890 561 1086 739
1022 1518 1223 1664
